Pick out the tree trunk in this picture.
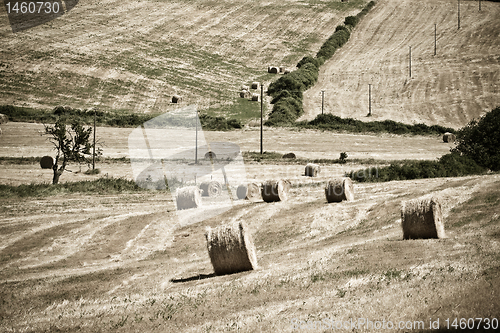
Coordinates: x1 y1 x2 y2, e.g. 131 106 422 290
52 169 62 184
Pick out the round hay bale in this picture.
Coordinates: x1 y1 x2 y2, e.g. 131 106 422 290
251 93 259 102
269 66 279 74
282 152 296 159
283 68 291 74
236 183 261 201
443 132 456 143
251 82 259 90
305 163 320 177
401 197 445 239
200 181 222 197
205 151 216 160
240 90 251 98
172 95 182 103
176 186 202 210
261 179 290 202
241 85 249 91
0 113 8 124
325 177 354 203
40 155 54 169
205 220 258 275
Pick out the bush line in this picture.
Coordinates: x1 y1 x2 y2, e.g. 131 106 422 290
0 104 242 131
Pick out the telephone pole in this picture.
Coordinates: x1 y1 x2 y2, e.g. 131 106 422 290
434 24 437 56
409 46 412 78
260 83 263 154
458 0 461 29
368 84 372 116
321 90 325 115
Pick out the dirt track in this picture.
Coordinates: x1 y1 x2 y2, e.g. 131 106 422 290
302 0 500 128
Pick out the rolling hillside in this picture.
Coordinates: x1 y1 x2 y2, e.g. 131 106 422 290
302 0 500 129
0 0 369 114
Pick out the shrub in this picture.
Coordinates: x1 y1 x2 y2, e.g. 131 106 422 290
452 106 500 171
344 16 359 27
270 90 303 104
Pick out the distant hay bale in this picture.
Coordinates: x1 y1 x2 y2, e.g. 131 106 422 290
279 66 285 73
172 95 182 103
305 163 320 177
176 186 202 210
241 85 249 91
205 220 258 275
205 151 216 160
251 93 259 102
251 82 259 90
443 132 456 143
401 197 445 239
40 155 54 169
240 90 251 98
282 152 296 159
200 181 222 197
236 183 261 201
283 68 291 74
261 179 290 202
268 66 279 74
325 177 354 203
0 113 8 124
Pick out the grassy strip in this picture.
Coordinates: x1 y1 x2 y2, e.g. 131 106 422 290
0 105 242 130
348 153 487 182
297 114 456 135
0 177 148 198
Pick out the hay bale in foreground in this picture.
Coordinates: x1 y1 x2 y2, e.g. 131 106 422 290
251 82 259 90
205 151 216 160
443 132 456 143
176 186 202 210
401 197 445 239
236 183 261 201
205 220 258 275
305 163 320 177
0 113 8 124
325 178 354 203
262 179 290 202
251 93 259 102
240 90 251 98
172 95 182 103
40 156 54 169
200 181 222 197
282 152 296 159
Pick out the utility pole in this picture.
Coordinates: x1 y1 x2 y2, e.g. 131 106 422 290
195 109 198 164
409 46 412 78
458 0 461 29
434 24 437 56
260 83 263 154
92 109 96 170
368 84 372 116
479 0 481 11
321 90 325 115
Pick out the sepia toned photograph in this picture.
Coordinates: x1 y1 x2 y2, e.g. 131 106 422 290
0 0 499 332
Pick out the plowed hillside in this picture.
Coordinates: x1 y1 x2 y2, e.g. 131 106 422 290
302 0 500 129
0 0 369 113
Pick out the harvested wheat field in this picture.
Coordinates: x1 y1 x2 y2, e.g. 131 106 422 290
0 120 499 332
303 0 500 128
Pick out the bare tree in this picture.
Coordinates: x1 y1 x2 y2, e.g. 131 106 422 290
44 118 93 184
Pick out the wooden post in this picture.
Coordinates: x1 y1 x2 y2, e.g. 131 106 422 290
409 46 412 78
92 109 96 170
368 84 372 116
434 24 437 56
260 83 263 154
195 110 198 164
321 90 325 115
